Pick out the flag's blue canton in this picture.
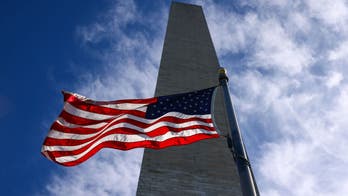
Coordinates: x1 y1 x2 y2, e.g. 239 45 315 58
146 87 215 119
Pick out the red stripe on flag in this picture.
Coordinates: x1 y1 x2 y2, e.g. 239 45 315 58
42 87 219 166
65 96 148 116
59 110 146 126
43 133 220 167
63 91 157 105
44 125 216 146
52 115 212 134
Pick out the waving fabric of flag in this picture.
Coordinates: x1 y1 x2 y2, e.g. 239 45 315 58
41 87 220 166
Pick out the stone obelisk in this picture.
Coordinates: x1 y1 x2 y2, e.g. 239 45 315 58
137 2 242 195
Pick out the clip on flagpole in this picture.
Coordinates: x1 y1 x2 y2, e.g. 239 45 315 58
218 67 260 196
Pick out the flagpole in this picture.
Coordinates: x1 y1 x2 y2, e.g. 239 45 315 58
218 67 260 196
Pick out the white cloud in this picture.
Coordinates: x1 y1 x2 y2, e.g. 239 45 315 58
306 0 348 30
43 0 348 195
43 1 166 195
251 18 313 75
202 0 348 195
329 41 348 62
45 150 143 196
325 72 343 88
201 3 254 54
202 1 313 75
287 12 311 34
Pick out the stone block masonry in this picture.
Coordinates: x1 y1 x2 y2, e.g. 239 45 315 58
136 2 242 195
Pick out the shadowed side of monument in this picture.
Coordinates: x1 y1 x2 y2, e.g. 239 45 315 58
137 2 242 195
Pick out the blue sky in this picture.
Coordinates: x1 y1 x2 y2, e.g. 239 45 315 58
2 0 348 195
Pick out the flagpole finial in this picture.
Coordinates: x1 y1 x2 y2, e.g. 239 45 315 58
218 67 229 82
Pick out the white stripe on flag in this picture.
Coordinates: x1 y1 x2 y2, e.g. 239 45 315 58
56 117 108 129
100 103 148 110
44 128 218 163
58 112 212 129
64 103 115 120
48 119 213 140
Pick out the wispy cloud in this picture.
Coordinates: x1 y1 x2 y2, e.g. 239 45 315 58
43 0 348 195
45 149 143 196
43 1 167 195
201 0 348 195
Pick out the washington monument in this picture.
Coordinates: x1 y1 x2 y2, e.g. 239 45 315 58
137 2 245 195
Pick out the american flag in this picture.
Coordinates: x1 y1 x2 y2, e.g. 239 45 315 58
41 87 219 166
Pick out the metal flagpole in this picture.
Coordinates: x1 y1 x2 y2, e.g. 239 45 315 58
218 67 260 196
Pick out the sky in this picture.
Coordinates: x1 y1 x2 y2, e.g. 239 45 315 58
1 0 348 195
